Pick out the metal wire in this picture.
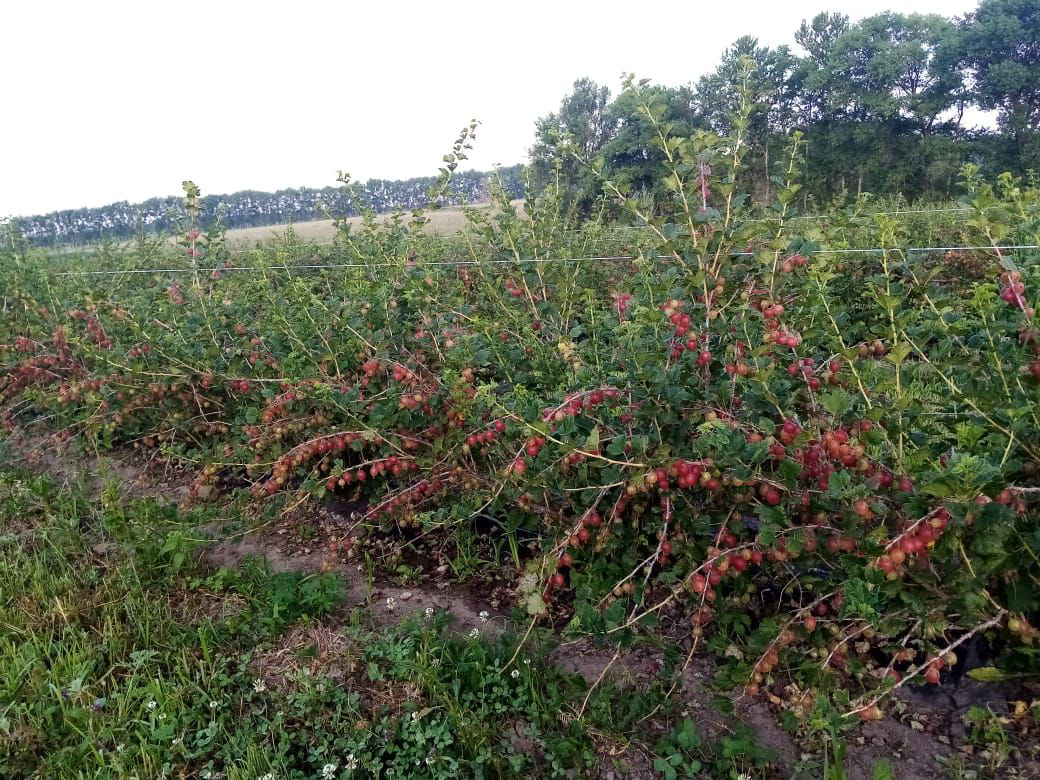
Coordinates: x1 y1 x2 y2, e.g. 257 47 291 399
41 243 1039 277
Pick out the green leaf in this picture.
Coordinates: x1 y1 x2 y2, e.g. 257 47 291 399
675 718 701 749
820 389 855 417
872 759 895 780
755 508 783 548
525 590 548 617
886 342 911 365
652 757 678 780
921 479 953 498
966 667 1007 682
826 469 851 499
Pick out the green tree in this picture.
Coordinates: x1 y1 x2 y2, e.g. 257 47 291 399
529 78 614 212
693 37 803 196
597 82 699 205
794 12 851 124
828 13 961 134
794 12 964 198
957 0 1040 162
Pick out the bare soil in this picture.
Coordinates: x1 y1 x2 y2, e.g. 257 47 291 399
4 427 1039 779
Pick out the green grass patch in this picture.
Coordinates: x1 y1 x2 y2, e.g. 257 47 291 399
0 471 780 778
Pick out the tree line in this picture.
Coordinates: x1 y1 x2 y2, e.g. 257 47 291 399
530 0 1040 211
11 166 525 246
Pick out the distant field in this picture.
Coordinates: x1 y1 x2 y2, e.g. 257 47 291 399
223 201 522 245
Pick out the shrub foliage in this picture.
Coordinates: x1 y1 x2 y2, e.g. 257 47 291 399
2 80 1039 723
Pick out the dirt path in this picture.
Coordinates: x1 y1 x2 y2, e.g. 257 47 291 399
3 428 1035 779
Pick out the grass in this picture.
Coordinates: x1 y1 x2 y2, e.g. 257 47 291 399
0 468 785 779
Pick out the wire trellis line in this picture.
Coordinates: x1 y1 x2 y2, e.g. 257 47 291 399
41 244 1040 277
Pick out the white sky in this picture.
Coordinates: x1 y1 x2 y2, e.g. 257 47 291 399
2 0 981 218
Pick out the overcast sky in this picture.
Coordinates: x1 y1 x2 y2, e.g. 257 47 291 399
2 0 981 218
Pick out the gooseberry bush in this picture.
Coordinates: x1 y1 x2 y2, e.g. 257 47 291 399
1 80 1039 725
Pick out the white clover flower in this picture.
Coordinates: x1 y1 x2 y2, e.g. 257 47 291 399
146 700 157 711
386 597 396 612
424 607 434 619
411 711 419 721
253 678 267 694
523 658 531 666
209 700 219 710
343 754 358 770
511 669 520 679
116 744 125 753
258 774 274 780
158 713 166 720
468 627 480 639
478 610 489 623
321 763 338 779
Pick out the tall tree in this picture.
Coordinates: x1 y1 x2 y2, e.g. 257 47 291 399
794 12 851 125
792 12 964 198
529 78 614 211
597 84 699 204
957 0 1040 161
827 13 961 134
693 37 803 195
